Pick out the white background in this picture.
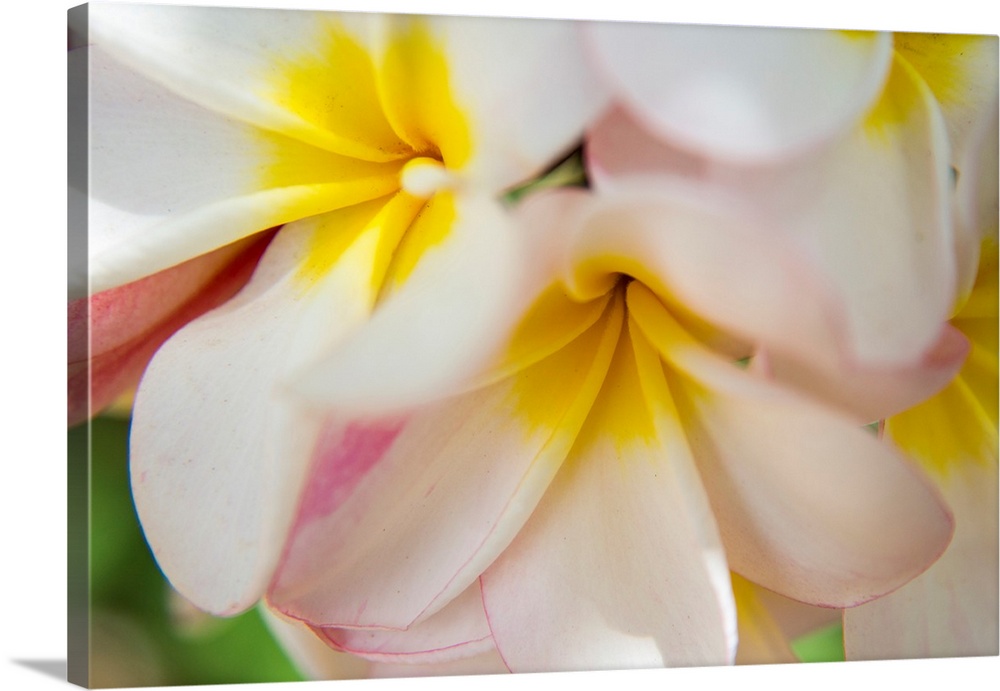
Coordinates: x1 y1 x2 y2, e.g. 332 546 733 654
4 1 998 690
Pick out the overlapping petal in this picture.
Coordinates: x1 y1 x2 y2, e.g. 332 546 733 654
481 320 736 672
843 460 999 659
68 233 269 425
88 40 400 293
548 184 842 365
844 241 998 660
758 323 970 423
130 208 386 615
628 283 954 607
731 574 798 665
287 193 526 414
81 6 996 677
312 583 494 664
269 295 623 630
590 56 955 368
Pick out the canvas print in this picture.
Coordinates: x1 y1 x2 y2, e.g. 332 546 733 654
68 1 999 687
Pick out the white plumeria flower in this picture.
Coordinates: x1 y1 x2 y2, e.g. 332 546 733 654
78 2 608 619
250 181 953 673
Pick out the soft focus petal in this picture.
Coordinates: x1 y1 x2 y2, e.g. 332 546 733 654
589 54 956 366
586 105 714 187
731 574 798 665
288 193 525 414
628 283 955 607
585 22 892 162
269 298 623 629
482 320 735 672
843 460 999 659
313 583 494 664
88 42 401 292
778 52 956 364
130 207 384 615
67 234 269 425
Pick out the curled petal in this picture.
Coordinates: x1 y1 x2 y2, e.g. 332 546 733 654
588 53 957 367
550 184 845 367
131 210 381 616
894 33 1000 168
628 283 955 607
482 322 735 673
844 460 999 659
313 583 494 664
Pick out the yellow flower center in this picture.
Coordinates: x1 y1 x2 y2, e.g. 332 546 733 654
255 18 471 301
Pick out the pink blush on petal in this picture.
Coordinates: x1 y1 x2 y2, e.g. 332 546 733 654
295 419 407 526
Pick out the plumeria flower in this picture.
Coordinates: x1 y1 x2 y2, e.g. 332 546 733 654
844 93 999 660
69 1 607 422
72 0 606 617
584 25 998 423
225 178 954 675
75 5 969 677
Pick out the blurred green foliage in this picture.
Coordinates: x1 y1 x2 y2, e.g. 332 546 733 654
792 622 846 663
71 416 305 687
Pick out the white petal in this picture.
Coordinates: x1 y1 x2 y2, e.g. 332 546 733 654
88 43 401 291
482 322 736 672
844 460 999 659
130 208 385 615
629 283 955 607
315 582 494 664
586 22 892 162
